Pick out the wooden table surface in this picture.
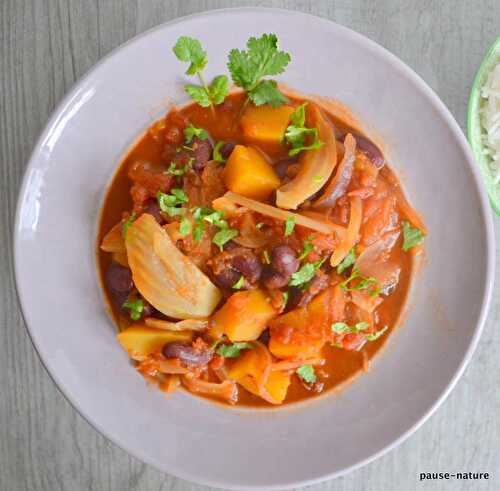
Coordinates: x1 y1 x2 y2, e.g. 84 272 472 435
1 1 499 490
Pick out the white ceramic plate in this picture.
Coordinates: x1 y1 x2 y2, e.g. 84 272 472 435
14 8 495 490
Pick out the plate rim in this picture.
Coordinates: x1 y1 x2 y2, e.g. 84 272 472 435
12 7 496 490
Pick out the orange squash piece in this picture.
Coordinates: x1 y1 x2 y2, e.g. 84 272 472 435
241 104 295 144
223 145 281 201
212 290 277 342
117 325 193 357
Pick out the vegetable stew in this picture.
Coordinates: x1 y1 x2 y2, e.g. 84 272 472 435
97 34 425 407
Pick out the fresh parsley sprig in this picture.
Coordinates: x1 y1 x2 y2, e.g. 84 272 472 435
289 257 326 288
157 188 188 217
227 33 291 108
217 342 253 358
122 298 144 321
296 364 317 383
340 268 381 298
173 36 229 111
284 103 323 156
401 220 425 251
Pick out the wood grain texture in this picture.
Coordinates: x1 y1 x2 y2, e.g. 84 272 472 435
1 0 499 490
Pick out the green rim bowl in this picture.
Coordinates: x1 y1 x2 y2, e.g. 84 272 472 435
467 35 500 216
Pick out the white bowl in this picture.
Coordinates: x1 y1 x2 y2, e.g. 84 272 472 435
14 8 495 490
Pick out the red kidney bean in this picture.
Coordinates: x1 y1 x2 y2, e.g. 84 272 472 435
191 137 213 172
231 253 263 283
287 270 330 308
262 267 289 289
219 141 236 160
273 157 298 179
214 269 241 289
271 245 299 277
162 342 213 367
105 263 133 293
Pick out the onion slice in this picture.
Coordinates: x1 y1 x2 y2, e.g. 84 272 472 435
126 214 221 319
224 191 344 235
330 195 362 266
144 318 208 332
182 374 238 404
101 222 126 253
276 104 337 210
313 133 356 208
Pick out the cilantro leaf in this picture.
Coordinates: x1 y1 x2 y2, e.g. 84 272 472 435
122 298 144 321
213 228 238 250
284 103 324 156
232 275 245 290
165 159 192 177
213 141 227 163
227 33 290 107
402 220 424 251
353 321 370 332
122 212 136 240
157 189 188 217
179 217 192 236
336 248 356 274
365 326 389 341
173 36 207 75
185 85 210 107
249 80 289 107
289 257 326 287
193 223 204 243
340 268 381 298
331 322 350 334
209 75 230 104
282 291 289 306
296 364 317 383
284 216 295 236
217 342 253 358
184 124 208 143
298 235 315 260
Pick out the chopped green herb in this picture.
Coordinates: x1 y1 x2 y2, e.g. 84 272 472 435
227 33 291 107
122 212 136 239
284 103 323 156
165 158 193 177
336 248 356 274
157 189 188 217
353 321 370 332
340 268 381 298
122 298 144 321
217 342 253 358
173 36 229 109
284 216 295 236
213 141 227 163
193 223 204 243
312 175 324 183
213 228 239 250
365 326 389 341
298 235 315 260
202 210 227 228
179 217 192 236
256 222 265 230
331 322 350 334
262 250 271 264
184 124 208 143
232 275 245 289
282 291 289 306
288 257 326 287
402 220 425 251
296 364 317 383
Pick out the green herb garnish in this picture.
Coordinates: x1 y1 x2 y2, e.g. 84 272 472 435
296 364 317 383
282 291 289 306
288 257 326 287
336 248 356 274
213 228 239 251
401 220 425 251
165 158 193 178
157 189 188 217
340 268 381 298
284 103 323 156
365 326 389 341
213 141 227 163
284 216 295 236
256 222 265 230
184 124 208 143
298 235 315 260
217 342 253 358
122 298 144 321
122 212 136 239
228 33 291 108
179 217 192 236
173 36 229 109
232 275 245 290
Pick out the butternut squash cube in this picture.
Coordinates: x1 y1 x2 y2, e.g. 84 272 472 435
269 336 324 359
117 325 193 357
241 104 295 144
223 145 280 201
265 371 291 403
212 289 276 342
